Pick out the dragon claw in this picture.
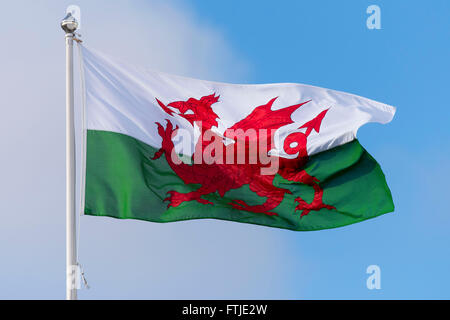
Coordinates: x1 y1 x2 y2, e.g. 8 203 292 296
294 196 335 218
151 148 164 160
164 190 213 207
155 122 164 136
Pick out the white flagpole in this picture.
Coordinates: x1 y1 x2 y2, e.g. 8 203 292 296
61 12 79 300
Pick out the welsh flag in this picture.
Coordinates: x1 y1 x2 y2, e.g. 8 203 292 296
81 46 395 231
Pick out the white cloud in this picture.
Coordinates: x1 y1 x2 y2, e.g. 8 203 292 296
79 0 249 81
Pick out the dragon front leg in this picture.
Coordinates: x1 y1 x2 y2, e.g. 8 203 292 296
151 120 179 160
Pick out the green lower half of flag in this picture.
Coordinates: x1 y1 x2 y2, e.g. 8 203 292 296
84 130 394 231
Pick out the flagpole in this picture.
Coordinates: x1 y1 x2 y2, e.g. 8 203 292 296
61 12 79 300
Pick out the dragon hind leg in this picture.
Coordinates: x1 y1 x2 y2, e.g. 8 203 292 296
164 187 213 208
295 183 335 217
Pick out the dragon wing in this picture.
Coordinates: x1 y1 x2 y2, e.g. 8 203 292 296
224 97 310 146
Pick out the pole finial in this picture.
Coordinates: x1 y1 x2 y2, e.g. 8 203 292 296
61 12 78 34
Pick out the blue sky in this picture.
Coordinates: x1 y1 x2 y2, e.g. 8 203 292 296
0 0 449 299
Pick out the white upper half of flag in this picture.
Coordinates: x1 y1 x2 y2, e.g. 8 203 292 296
81 45 395 156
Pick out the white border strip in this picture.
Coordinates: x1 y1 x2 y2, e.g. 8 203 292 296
77 42 87 217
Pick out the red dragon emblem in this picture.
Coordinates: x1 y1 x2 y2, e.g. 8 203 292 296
152 94 335 217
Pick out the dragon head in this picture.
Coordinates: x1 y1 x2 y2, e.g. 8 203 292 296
155 94 220 130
